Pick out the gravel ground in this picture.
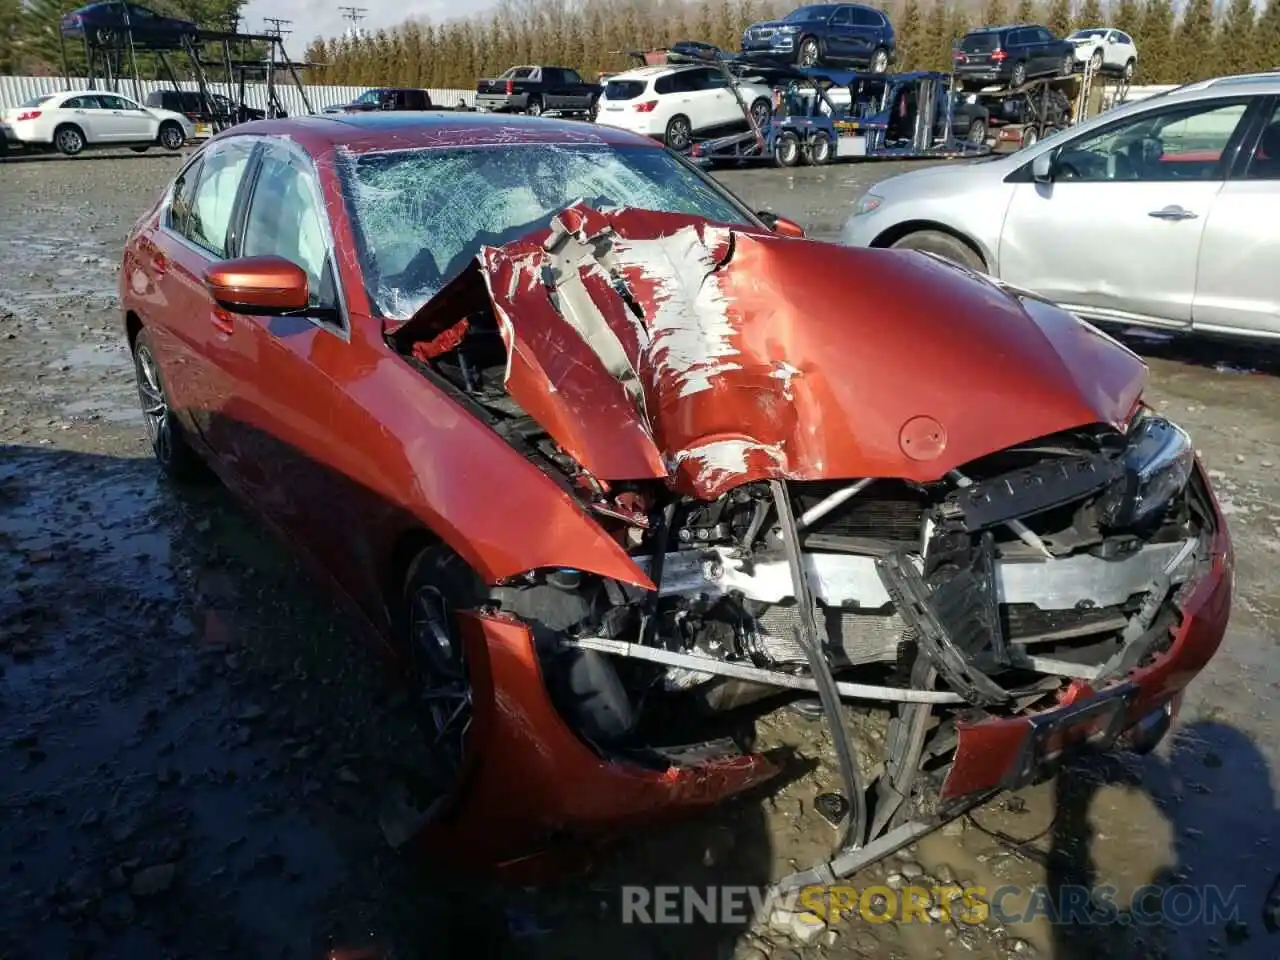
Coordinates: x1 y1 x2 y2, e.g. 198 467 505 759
1 148 1279 960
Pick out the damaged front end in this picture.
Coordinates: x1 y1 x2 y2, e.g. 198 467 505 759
388 203 1233 886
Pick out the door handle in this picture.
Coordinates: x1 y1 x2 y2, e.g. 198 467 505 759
211 308 234 336
1148 206 1198 221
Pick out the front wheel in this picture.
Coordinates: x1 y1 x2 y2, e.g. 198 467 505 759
397 545 485 809
889 229 985 272
1061 52 1075 76
966 118 987 145
130 145 150 153
1123 58 1136 81
870 47 889 73
1089 49 1103 72
748 98 771 130
798 37 820 67
1022 125 1039 148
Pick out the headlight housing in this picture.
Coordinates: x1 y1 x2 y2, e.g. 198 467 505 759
852 192 883 216
777 25 800 34
1100 412 1195 528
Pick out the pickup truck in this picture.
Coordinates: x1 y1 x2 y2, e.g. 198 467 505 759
475 65 598 117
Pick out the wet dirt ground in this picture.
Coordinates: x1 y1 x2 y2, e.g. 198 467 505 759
1 150 1278 960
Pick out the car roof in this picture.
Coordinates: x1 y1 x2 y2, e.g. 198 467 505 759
609 65 697 80
210 112 664 153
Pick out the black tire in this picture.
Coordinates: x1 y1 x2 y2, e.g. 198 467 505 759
158 121 185 151
807 134 832 165
1011 61 1027 87
966 118 987 145
526 96 543 117
54 123 85 156
131 327 205 482
588 95 600 122
398 544 485 803
798 36 820 67
748 97 771 130
1022 125 1039 148
1124 58 1136 81
870 47 890 73
1061 52 1075 76
664 114 692 151
774 130 802 167
1089 49 1103 72
890 230 985 272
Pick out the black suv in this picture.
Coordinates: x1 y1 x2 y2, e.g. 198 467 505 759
144 89 267 126
953 24 1075 89
322 88 433 113
741 4 896 72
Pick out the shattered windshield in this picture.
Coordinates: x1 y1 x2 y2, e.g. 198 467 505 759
341 143 756 320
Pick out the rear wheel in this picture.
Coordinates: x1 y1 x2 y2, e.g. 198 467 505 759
1011 61 1027 87
807 134 832 165
1061 52 1075 76
131 328 205 482
664 114 692 151
130 145 150 153
54 124 85 156
889 229 985 272
1089 49 1103 72
774 130 802 167
1022 125 1039 148
966 118 987 144
870 47 890 73
1123 58 1136 81
526 96 544 117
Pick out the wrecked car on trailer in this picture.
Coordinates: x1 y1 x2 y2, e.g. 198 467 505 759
120 113 1233 891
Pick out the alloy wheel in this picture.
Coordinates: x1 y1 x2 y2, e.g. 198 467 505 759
160 124 184 150
666 117 692 151
134 343 173 465
408 584 472 779
799 39 819 67
56 127 84 155
871 49 889 73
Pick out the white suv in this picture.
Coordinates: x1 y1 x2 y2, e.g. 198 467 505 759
3 90 193 157
595 65 773 151
1068 27 1138 81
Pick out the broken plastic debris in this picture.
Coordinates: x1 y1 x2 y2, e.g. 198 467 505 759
813 792 850 828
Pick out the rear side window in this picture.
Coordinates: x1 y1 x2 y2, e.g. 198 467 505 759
63 95 103 109
563 69 583 84
831 7 852 24
184 139 255 257
962 33 999 53
606 79 648 100
850 7 880 26
168 158 203 236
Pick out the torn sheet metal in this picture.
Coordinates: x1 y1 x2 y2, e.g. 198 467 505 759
400 202 1148 499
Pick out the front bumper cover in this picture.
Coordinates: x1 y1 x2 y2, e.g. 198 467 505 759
418 460 1232 885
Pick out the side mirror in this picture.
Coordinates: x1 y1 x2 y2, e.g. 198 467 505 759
756 210 807 238
1031 150 1054 183
204 256 309 314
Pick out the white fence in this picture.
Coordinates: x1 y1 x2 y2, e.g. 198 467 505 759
0 74 476 114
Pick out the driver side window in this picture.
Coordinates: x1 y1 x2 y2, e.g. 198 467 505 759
1054 99 1250 182
241 144 339 323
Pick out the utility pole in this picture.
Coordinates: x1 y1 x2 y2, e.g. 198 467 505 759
338 6 367 36
263 17 292 39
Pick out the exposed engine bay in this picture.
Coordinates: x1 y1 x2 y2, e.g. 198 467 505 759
386 202 1217 863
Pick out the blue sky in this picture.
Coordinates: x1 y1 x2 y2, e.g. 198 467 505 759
241 0 499 49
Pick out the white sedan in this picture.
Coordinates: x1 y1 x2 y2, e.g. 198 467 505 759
595 65 773 151
840 73 1280 342
3 90 193 157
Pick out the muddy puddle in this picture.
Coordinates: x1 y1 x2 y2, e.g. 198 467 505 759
1 154 1279 960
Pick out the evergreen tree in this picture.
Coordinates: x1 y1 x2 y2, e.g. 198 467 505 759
1139 0 1175 82
1256 0 1280 72
1113 0 1141 36
897 0 924 68
1076 0 1104 29
921 0 950 72
983 0 1008 26
1046 0 1073 37
1172 0 1215 82
1213 0 1256 75
1013 0 1035 23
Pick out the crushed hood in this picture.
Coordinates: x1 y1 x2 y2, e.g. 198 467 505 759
402 203 1147 500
